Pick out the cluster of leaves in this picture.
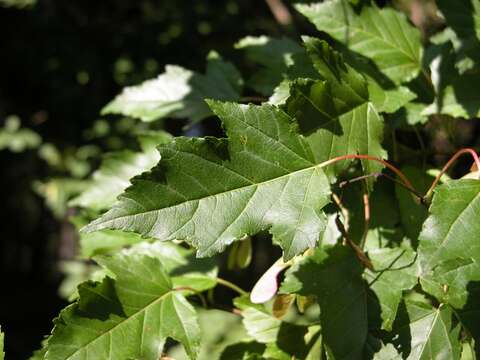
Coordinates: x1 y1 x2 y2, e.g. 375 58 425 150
5 0 480 359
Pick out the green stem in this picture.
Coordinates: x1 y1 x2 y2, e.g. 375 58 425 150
216 278 248 296
174 286 208 308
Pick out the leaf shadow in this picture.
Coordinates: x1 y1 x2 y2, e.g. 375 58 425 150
76 277 126 321
457 281 480 355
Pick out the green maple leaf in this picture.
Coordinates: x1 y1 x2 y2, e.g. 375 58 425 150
44 253 200 360
84 100 333 260
391 297 462 360
102 51 242 122
296 0 422 85
419 179 480 308
286 38 386 181
364 248 418 331
280 245 367 359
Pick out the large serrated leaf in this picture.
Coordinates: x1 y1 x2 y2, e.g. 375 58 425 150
102 52 242 122
286 38 386 181
45 253 200 360
84 101 333 260
280 245 367 359
418 179 480 308
296 0 422 84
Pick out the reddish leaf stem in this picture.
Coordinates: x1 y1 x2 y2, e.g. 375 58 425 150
319 154 419 196
361 192 370 249
424 148 480 199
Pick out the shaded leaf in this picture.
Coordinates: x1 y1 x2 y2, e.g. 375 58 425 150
45 253 200 360
219 342 265 360
365 248 418 331
235 36 304 96
280 244 367 359
392 299 462 360
167 309 247 360
126 242 218 292
395 166 432 242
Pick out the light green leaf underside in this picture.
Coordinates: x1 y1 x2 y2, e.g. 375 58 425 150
419 179 480 308
45 253 200 360
296 0 422 84
102 52 242 122
84 101 332 260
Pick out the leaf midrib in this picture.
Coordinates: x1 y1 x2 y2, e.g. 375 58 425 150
86 152 334 231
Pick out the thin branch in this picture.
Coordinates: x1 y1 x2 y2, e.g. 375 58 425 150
173 286 207 308
319 154 419 197
216 277 248 296
240 96 267 103
332 194 373 270
360 191 370 249
424 148 480 199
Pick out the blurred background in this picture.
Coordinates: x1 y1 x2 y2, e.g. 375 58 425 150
0 0 460 359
